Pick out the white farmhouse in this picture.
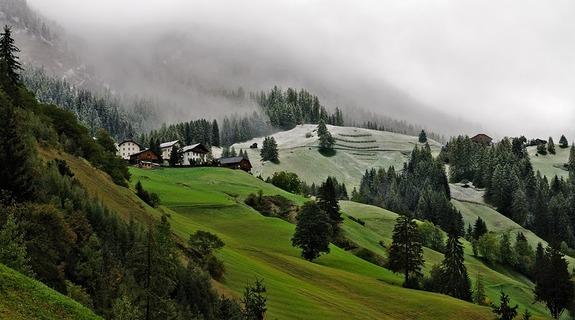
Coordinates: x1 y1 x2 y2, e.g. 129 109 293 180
181 143 209 165
160 140 181 160
116 139 142 160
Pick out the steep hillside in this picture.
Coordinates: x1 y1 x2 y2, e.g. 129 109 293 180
0 263 100 320
340 201 550 317
129 166 550 319
232 124 442 188
527 145 570 179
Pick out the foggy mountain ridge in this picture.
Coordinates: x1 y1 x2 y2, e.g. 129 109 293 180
0 0 512 140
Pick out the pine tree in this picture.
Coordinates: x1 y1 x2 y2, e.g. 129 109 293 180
498 233 516 266
440 231 472 301
230 146 237 157
534 246 574 319
472 217 488 240
558 135 568 149
317 177 342 236
211 119 220 147
473 273 487 305
547 137 556 155
317 119 335 153
511 188 529 226
419 130 427 143
291 201 332 261
536 143 547 155
387 215 425 288
568 145 575 176
260 137 279 163
491 291 518 320
0 91 37 201
0 25 22 100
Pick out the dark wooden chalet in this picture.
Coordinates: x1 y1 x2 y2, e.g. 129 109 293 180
470 134 493 145
218 156 252 172
130 149 161 165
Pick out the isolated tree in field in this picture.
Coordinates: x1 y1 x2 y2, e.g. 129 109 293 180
387 215 424 288
558 135 568 149
534 246 574 319
473 273 487 306
242 278 267 320
440 231 472 301
0 25 22 99
491 291 518 320
291 201 332 261
547 137 556 155
419 130 427 143
317 177 342 236
317 119 335 152
260 136 279 163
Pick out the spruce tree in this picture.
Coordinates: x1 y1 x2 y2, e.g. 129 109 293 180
568 145 575 176
317 177 342 236
472 217 488 240
536 143 547 155
440 231 472 301
0 25 22 100
317 119 335 153
0 91 37 201
387 215 425 288
419 130 427 143
260 137 279 163
491 291 518 320
547 137 556 155
211 119 220 147
558 135 568 149
511 188 529 226
534 246 574 319
291 201 332 261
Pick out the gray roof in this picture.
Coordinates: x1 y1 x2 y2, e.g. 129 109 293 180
182 143 208 153
160 140 179 148
218 156 248 165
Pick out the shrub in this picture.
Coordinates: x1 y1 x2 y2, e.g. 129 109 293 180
135 181 160 207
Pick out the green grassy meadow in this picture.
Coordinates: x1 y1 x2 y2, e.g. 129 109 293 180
129 166 552 319
0 263 100 320
528 145 570 179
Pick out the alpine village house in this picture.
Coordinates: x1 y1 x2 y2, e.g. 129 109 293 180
115 139 251 172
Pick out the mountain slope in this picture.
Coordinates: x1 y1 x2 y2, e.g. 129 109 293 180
0 263 100 320
232 124 442 189
527 145 570 179
129 166 550 319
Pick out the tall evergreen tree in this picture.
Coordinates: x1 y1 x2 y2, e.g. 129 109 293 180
317 177 342 236
568 145 575 176
211 119 220 147
0 91 37 201
547 137 556 155
440 231 472 301
0 25 22 100
291 201 332 261
473 273 487 305
387 215 425 288
472 217 488 240
558 135 568 149
418 130 427 143
534 246 574 319
317 119 335 152
168 145 182 167
260 137 279 163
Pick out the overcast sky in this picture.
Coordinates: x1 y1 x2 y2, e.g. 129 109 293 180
29 0 575 139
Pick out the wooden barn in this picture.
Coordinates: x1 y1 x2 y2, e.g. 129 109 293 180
130 149 161 165
218 157 252 172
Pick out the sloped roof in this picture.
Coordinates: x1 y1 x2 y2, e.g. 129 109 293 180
471 134 492 141
130 148 160 158
160 140 179 148
182 143 209 153
218 156 248 165
118 139 142 148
